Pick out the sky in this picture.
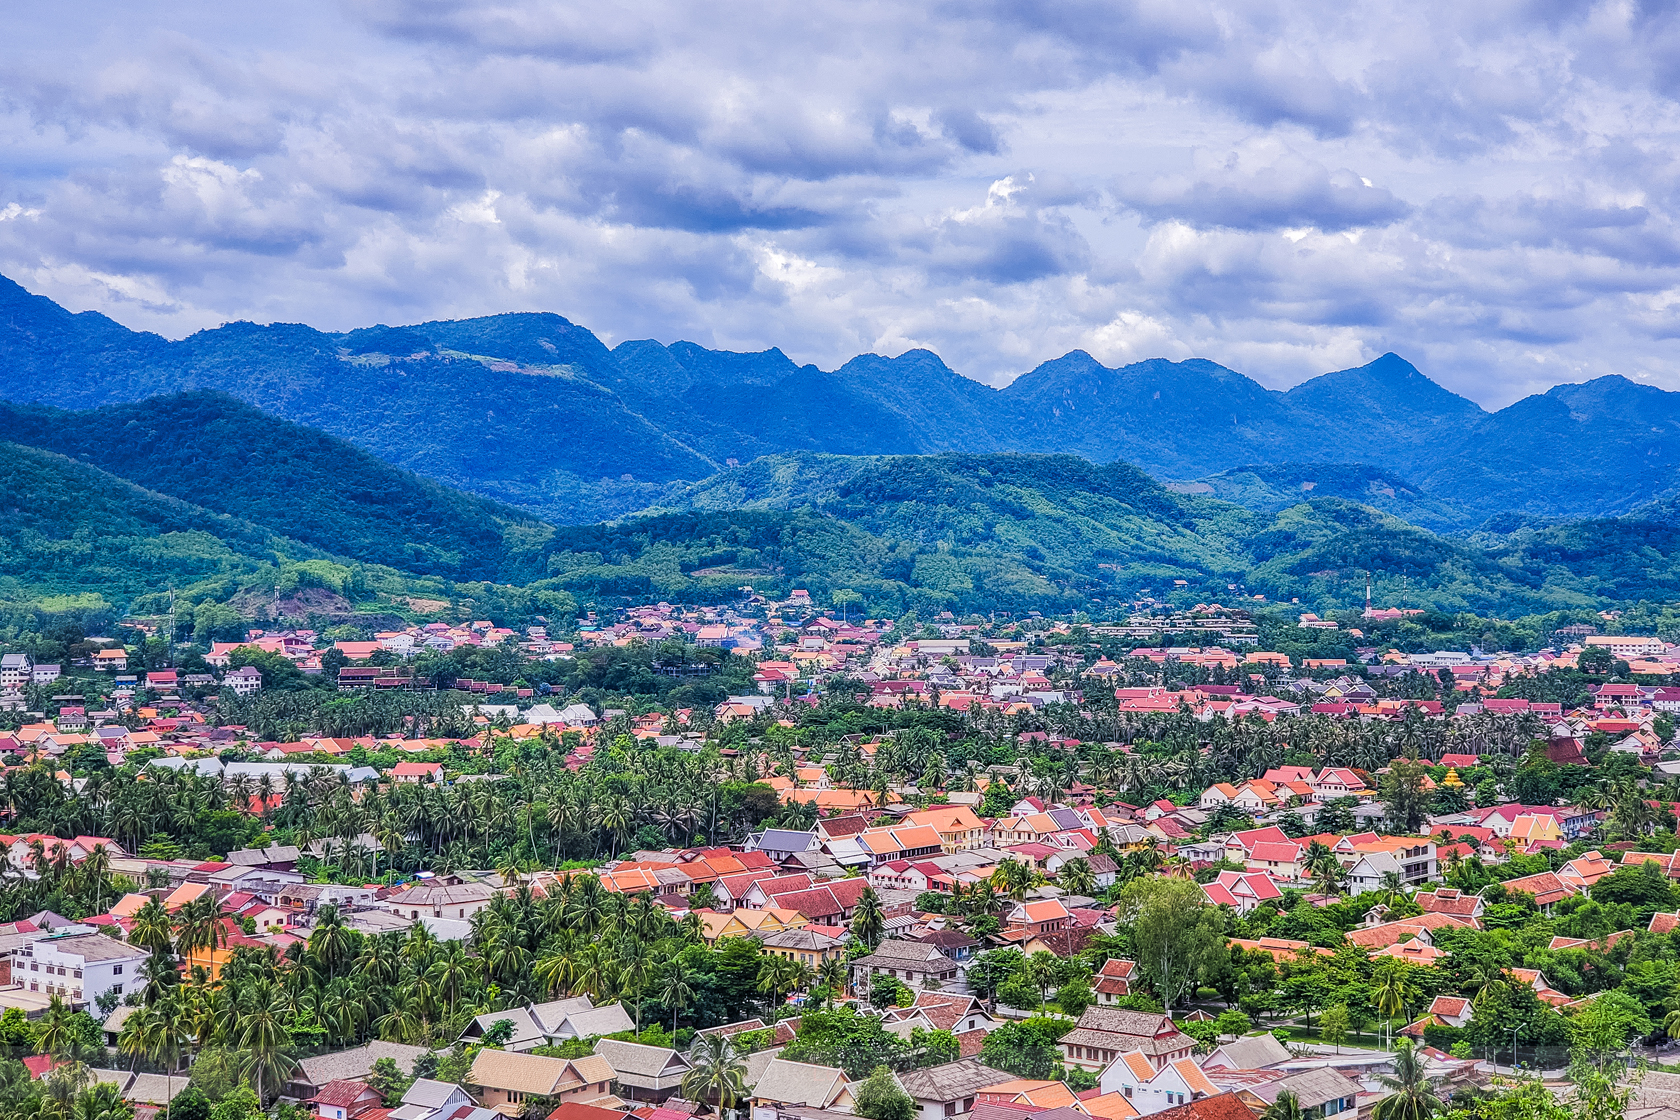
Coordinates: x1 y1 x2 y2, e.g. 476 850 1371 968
4 1 1680 408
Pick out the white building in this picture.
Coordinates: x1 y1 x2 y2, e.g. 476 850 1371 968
0 654 32 690
12 932 148 1008
224 666 263 696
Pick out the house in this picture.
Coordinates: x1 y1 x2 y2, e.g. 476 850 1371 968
1097 1053 1219 1115
1234 1069 1360 1120
389 762 444 785
467 1049 617 1112
1414 887 1484 921
749 1058 855 1112
1199 870 1283 914
852 939 963 992
386 879 496 921
93 649 129 672
224 667 263 696
1 654 32 689
1427 996 1473 1029
459 997 635 1052
1058 1009 1195 1074
1200 1034 1291 1071
760 926 847 968
310 1080 383 1120
592 1039 689 1103
1133 1093 1254 1120
1500 871 1578 912
389 1079 483 1120
1094 958 1138 1006
892 1057 1012 1120
904 806 989 852
289 1041 435 1098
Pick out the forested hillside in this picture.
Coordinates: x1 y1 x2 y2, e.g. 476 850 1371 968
4 274 1680 525
0 440 573 639
0 392 554 582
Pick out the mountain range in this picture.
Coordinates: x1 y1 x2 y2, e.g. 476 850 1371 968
4 274 1679 528
3 393 1677 627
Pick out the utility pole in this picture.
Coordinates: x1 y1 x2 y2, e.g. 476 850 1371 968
167 585 176 666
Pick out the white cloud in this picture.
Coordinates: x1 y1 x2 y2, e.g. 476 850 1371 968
0 0 1679 406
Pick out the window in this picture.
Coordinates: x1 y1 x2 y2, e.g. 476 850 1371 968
945 1104 957 1117
113 966 122 976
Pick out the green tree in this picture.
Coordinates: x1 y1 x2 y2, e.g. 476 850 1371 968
854 1066 916 1120
1118 876 1225 1015
978 1018 1067 1080
1379 760 1431 834
1319 1005 1350 1054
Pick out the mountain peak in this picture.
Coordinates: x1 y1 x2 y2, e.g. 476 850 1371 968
1285 352 1484 419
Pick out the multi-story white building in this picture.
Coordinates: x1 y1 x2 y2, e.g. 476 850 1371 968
11 932 149 1008
0 653 32 690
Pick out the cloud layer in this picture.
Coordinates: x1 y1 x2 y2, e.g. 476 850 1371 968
5 0 1680 406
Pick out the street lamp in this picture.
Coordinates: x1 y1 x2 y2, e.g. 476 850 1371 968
1509 1023 1523 1071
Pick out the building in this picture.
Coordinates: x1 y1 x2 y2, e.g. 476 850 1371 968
759 926 847 968
459 997 634 1052
894 1058 1012 1120
310 1081 383 1120
388 1079 485 1120
851 939 964 992
1234 1069 1360 1120
223 666 263 696
1058 1009 1195 1074
1584 635 1666 659
1094 959 1139 1006
0 654 32 690
749 1058 855 1113
10 932 148 1007
592 1039 690 1103
386 879 496 921
467 1049 617 1112
1098 1053 1219 1114
288 1041 434 1098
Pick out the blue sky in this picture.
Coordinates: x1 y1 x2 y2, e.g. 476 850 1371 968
4 0 1680 407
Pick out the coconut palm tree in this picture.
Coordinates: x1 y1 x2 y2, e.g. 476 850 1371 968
1374 967 1409 1051
236 978 298 1102
1262 1091 1304 1120
1372 1040 1442 1120
1059 858 1096 898
660 962 696 1036
129 899 174 959
851 886 885 949
680 1032 746 1110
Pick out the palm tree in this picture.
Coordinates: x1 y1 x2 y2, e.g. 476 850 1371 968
1466 962 1507 1008
309 905 354 977
1303 842 1343 897
1374 968 1409 1051
1372 1040 1442 1120
680 1032 746 1110
1262 1091 1304 1120
236 978 297 1103
818 955 849 1001
35 995 75 1059
129 899 174 959
1059 858 1096 897
851 887 885 949
660 962 696 1036
1665 1008 1680 1041
620 938 654 1033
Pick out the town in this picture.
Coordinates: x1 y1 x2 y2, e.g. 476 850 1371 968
3 591 1680 1120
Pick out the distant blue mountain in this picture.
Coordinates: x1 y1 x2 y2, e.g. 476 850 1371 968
2 273 1677 526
